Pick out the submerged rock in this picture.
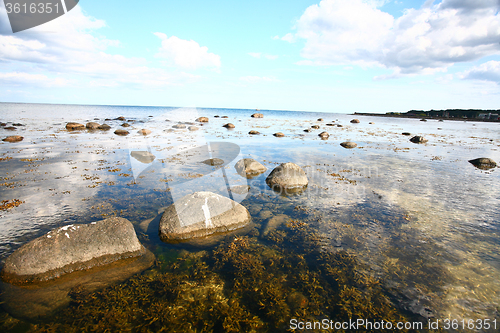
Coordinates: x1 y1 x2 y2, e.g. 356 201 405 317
66 122 85 130
138 129 152 135
1 217 146 284
235 158 267 177
86 122 100 129
159 192 251 242
114 129 129 136
251 113 264 118
410 136 428 144
340 141 357 149
131 151 156 163
223 123 235 128
350 119 360 123
202 158 224 166
2 135 23 143
266 162 308 194
196 117 209 122
469 158 497 170
261 214 290 236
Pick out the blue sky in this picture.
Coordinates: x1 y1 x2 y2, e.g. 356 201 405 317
0 0 499 113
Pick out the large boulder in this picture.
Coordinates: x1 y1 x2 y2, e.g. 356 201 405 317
1 217 146 284
251 113 264 118
469 158 497 170
66 122 85 130
159 192 251 242
235 158 267 177
266 162 308 194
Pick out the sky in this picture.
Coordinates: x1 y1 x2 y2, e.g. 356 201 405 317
0 0 499 113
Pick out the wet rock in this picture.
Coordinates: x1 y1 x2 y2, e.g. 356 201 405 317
287 291 308 310
468 158 497 170
114 129 129 136
131 151 156 163
221 116 228 118
97 124 111 130
262 214 290 236
340 141 357 149
249 130 260 135
104 118 112 121
86 122 100 129
350 119 360 123
66 122 85 130
188 126 199 131
266 162 308 193
229 185 251 195
196 117 209 122
12 123 24 126
326 123 335 126
202 158 225 166
317 118 323 121
259 210 273 220
318 132 329 139
235 158 267 177
214 115 220 118
311 125 320 129
121 123 130 127
273 132 285 137
251 113 264 118
138 129 152 135
2 135 23 143
172 124 186 129
402 132 411 136
223 123 235 128
159 192 251 242
410 136 428 144
1 217 146 284
337 124 343 127
4 126 16 130
303 128 311 133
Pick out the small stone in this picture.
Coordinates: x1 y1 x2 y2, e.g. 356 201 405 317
12 123 24 126
121 123 130 127
223 123 235 128
188 126 199 131
337 124 343 127
116 116 126 121
114 129 129 136
66 122 85 130
326 123 335 126
468 158 497 170
318 132 329 139
350 119 360 123
172 124 186 129
402 132 411 136
410 136 428 144
311 125 320 129
196 117 209 122
317 118 323 121
369 122 374 124
138 129 152 135
248 130 260 135
97 124 111 130
340 141 357 148
2 135 23 143
86 122 100 129
4 126 16 130
251 113 264 118
420 119 427 122
214 115 220 118
221 116 228 118
304 129 311 133
274 132 285 137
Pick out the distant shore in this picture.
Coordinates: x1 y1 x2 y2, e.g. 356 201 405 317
353 112 500 123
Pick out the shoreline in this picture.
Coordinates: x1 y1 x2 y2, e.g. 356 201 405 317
353 112 500 123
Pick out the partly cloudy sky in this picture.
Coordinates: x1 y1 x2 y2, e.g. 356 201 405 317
0 0 499 113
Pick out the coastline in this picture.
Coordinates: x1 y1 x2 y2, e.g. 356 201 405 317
353 112 500 123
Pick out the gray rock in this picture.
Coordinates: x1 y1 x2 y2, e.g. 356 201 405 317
266 162 308 193
114 129 129 136
138 129 152 135
188 126 199 131
251 113 264 118
1 217 145 284
172 124 186 129
469 158 497 169
235 158 267 177
410 136 428 143
86 122 100 129
159 192 251 242
340 141 357 148
131 151 156 163
2 135 23 143
66 122 85 130
229 185 251 195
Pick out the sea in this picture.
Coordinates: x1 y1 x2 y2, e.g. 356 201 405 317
0 102 499 332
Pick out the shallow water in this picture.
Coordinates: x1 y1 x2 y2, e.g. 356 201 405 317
1 103 499 331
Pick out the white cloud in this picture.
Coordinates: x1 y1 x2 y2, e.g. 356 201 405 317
0 6 206 90
265 54 279 60
239 76 279 83
460 61 500 83
154 33 221 70
281 33 296 43
248 52 261 58
290 0 500 77
248 52 278 60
